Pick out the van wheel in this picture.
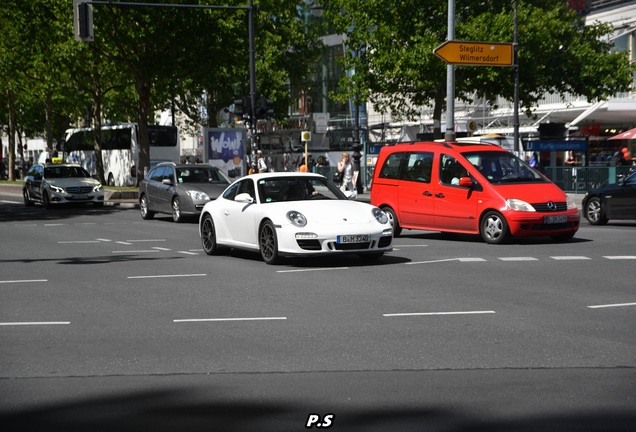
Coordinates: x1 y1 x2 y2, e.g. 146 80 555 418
382 206 402 237
480 211 509 244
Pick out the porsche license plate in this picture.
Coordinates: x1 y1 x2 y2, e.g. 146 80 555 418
337 234 370 244
544 215 568 224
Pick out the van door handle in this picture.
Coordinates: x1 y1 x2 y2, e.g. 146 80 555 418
423 191 433 196
435 193 445 198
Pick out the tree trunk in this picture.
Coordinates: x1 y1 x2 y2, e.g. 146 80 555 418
135 77 152 186
7 91 16 181
92 91 106 185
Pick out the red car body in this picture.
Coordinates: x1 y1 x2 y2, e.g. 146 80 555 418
370 141 580 243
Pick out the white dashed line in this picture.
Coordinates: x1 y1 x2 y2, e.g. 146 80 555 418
0 321 70 326
277 267 350 273
174 317 287 323
177 251 198 255
0 279 48 284
152 247 172 251
112 250 160 254
603 256 636 260
499 257 539 261
384 311 496 317
127 273 207 279
550 256 591 260
588 302 636 309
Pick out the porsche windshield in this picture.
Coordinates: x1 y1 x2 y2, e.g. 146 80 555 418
462 151 547 184
257 176 346 203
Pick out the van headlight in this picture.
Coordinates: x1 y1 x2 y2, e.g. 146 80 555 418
566 196 577 210
506 198 535 212
287 210 307 227
372 207 389 224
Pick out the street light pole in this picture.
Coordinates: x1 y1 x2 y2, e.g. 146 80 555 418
513 0 520 154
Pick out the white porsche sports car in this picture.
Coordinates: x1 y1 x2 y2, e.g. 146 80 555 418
198 172 393 264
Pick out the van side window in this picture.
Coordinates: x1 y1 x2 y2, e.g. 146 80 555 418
440 154 469 186
379 152 403 179
405 152 433 183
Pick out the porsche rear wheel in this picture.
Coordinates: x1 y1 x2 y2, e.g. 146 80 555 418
201 214 221 255
259 220 280 265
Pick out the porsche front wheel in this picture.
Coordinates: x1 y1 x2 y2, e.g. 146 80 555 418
259 220 280 265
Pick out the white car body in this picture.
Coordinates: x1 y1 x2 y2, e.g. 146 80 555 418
198 172 393 264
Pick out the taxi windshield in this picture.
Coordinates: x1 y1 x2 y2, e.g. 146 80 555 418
44 166 91 179
463 151 547 184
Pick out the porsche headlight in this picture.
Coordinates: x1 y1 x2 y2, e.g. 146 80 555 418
187 190 210 201
506 198 535 212
287 210 307 227
372 207 389 224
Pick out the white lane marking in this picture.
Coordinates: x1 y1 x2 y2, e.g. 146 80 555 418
384 311 496 317
58 240 102 244
0 200 22 204
277 267 350 273
0 321 70 326
499 257 539 261
96 238 112 242
116 241 133 245
189 249 204 252
127 273 207 279
0 279 48 284
457 257 487 262
127 239 167 242
178 251 198 255
407 258 459 265
588 302 636 309
174 317 287 323
152 247 172 251
550 256 591 260
44 223 64 227
604 256 636 260
112 250 160 254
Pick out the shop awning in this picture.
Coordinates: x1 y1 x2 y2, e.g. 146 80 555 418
608 127 636 140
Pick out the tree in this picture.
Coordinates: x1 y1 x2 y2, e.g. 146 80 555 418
323 0 635 138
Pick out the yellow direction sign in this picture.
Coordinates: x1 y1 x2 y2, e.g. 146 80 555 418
434 41 513 66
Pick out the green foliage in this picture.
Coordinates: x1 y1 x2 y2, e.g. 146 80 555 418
323 0 635 122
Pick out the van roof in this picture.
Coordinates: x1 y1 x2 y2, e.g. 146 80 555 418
386 141 503 150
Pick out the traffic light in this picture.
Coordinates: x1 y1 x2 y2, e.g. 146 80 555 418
73 0 94 42
233 95 252 120
256 96 274 119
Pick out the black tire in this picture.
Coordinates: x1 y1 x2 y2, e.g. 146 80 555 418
259 220 280 264
172 197 182 223
139 194 154 220
382 206 402 237
200 214 221 255
480 211 510 244
23 189 34 207
42 191 51 209
584 197 608 225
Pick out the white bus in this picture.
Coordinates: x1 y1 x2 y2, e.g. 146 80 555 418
64 123 179 186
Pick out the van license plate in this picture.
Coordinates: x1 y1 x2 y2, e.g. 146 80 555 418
337 235 369 244
544 215 567 224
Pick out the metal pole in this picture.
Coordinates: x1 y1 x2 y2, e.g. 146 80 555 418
513 0 520 154
248 0 257 172
444 0 456 142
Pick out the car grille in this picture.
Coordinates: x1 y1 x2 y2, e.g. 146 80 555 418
65 186 94 194
378 236 392 248
333 242 371 251
297 239 322 251
532 202 567 212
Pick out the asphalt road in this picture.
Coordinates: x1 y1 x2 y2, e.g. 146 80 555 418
1 191 635 431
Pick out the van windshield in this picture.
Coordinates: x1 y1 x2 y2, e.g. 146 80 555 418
462 151 547 184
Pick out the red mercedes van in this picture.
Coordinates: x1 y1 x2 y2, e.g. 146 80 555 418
370 141 580 244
